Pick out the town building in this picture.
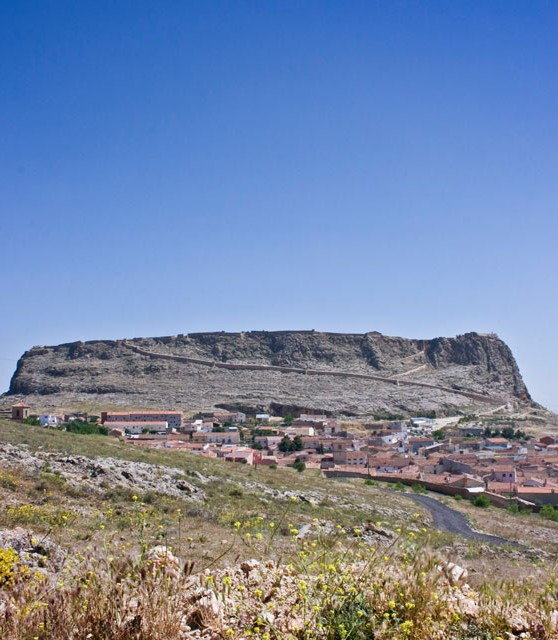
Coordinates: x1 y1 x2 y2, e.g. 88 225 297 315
192 430 241 445
223 448 254 464
101 411 182 430
332 449 369 466
106 421 169 435
212 411 246 424
11 403 30 422
39 414 62 427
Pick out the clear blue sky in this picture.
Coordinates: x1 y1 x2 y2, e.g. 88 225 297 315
1 1 557 409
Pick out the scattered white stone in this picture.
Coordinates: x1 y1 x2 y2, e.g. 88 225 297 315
240 559 260 574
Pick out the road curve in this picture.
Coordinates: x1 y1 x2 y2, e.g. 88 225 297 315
406 494 515 545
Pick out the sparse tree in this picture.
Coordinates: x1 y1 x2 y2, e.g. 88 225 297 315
279 435 294 452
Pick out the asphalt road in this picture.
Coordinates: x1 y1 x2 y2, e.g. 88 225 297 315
407 494 514 545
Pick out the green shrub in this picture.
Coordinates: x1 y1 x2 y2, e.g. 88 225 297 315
539 505 558 521
38 471 66 490
65 420 108 436
472 494 490 508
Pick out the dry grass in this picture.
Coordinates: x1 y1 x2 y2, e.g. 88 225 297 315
2 418 558 637
2 500 558 639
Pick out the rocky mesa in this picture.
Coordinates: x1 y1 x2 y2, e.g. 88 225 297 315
7 330 532 416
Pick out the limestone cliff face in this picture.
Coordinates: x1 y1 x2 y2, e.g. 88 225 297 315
7 331 531 415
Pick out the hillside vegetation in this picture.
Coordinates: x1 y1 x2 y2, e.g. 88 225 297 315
1 419 558 638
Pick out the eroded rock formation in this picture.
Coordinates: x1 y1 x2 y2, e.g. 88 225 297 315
7 331 531 416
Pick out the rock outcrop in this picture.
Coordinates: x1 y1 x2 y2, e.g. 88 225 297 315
7 331 531 416
0 443 207 501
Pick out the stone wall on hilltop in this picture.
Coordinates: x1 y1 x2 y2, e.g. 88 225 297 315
7 331 531 416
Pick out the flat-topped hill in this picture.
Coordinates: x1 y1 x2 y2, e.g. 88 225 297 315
7 330 531 416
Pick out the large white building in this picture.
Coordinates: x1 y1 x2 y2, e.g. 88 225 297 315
101 411 182 430
106 421 168 435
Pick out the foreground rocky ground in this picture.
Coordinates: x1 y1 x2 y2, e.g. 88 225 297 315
2 421 558 638
2 521 558 639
